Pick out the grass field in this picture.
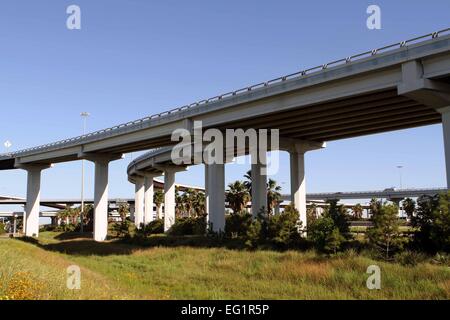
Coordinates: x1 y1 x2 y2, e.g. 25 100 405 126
0 232 449 300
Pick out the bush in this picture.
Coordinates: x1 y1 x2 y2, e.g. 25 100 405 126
432 252 449 265
244 219 262 249
242 207 303 249
53 223 77 233
109 220 135 238
0 223 6 235
308 216 342 253
394 250 427 266
169 217 206 236
225 212 252 238
267 206 301 248
143 219 164 235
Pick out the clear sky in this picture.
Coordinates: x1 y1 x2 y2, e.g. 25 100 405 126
0 0 449 203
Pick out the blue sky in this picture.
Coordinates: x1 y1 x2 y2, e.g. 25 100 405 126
0 0 449 202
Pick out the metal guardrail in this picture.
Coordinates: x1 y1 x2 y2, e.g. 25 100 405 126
1 28 450 160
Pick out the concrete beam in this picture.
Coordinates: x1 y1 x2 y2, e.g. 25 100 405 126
398 60 450 108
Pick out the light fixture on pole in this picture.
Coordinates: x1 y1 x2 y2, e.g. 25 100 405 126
4 140 12 153
80 112 90 233
396 165 404 189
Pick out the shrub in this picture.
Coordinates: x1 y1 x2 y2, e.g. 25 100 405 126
0 223 6 235
225 212 252 238
244 219 262 249
109 220 135 238
169 217 206 236
308 216 340 253
267 206 301 248
143 219 164 235
432 252 449 265
0 271 46 300
53 223 77 233
394 250 427 266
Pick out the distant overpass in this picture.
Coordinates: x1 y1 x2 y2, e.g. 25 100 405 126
1 187 443 209
283 187 447 201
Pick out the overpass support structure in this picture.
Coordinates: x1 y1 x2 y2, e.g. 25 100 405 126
439 107 450 188
18 164 51 237
398 60 450 189
251 152 267 218
85 153 122 241
134 176 145 228
282 140 326 230
144 174 156 225
205 162 225 233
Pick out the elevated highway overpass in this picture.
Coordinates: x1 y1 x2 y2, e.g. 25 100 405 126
1 29 450 240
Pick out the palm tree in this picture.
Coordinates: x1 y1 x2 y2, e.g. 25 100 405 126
226 181 250 214
244 170 252 194
307 204 318 223
266 178 282 214
352 203 364 220
118 202 129 222
57 205 78 226
402 198 416 220
191 190 206 217
154 189 164 219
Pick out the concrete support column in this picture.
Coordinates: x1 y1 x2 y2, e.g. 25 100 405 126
93 160 109 242
206 163 225 233
144 175 155 225
274 201 281 215
204 164 209 217
251 152 267 217
439 107 450 189
164 169 176 232
24 167 44 237
134 177 145 228
129 203 135 221
290 150 307 230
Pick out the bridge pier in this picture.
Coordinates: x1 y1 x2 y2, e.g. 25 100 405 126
204 164 209 218
144 174 156 225
93 160 110 241
134 176 145 228
23 165 49 237
251 153 267 217
206 163 225 233
83 153 122 242
290 150 307 230
439 107 450 189
15 164 51 237
163 169 176 232
283 140 326 233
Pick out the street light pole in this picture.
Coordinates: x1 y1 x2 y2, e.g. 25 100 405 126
396 165 403 189
80 112 90 233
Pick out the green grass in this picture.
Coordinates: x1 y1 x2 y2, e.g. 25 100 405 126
0 232 449 300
